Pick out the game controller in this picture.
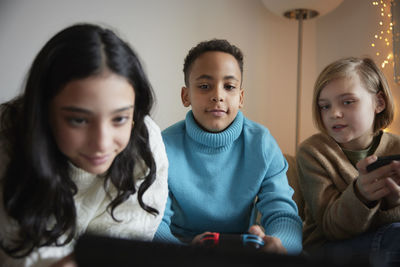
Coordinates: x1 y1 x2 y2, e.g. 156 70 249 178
199 232 264 249
366 154 400 172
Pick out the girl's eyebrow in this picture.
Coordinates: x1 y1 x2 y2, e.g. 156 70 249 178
61 105 134 114
319 93 356 102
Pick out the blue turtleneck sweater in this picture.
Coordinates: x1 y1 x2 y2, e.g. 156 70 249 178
154 111 302 254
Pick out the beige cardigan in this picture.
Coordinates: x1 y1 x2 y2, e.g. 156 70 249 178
297 132 400 250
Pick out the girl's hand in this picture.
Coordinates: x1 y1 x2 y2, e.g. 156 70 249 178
50 254 77 267
356 155 400 206
248 225 287 254
383 176 400 209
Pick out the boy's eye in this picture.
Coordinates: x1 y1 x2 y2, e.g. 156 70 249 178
198 84 210 89
67 117 88 126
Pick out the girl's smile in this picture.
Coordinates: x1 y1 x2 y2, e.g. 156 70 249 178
81 154 111 166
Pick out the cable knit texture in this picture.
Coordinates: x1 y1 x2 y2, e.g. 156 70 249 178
297 132 400 251
154 110 303 254
0 116 168 267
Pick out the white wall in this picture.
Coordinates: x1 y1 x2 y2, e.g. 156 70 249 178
0 0 398 156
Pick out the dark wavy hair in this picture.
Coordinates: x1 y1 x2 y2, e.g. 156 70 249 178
183 39 244 86
0 23 158 257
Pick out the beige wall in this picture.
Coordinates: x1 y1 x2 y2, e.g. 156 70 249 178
0 0 398 155
316 0 400 136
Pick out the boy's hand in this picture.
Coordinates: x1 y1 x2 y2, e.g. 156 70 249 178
191 231 212 245
355 155 400 206
248 225 287 254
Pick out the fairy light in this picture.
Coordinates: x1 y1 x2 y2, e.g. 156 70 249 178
371 0 393 70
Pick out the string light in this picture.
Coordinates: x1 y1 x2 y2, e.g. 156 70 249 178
371 0 393 70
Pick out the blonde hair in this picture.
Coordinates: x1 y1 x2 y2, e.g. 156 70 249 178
313 57 394 134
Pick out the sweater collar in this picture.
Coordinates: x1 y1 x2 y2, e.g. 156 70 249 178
185 110 243 148
68 162 104 191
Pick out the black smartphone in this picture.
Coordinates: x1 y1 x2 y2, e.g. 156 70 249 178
366 154 400 172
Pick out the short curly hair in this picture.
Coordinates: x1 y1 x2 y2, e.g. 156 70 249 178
183 39 244 86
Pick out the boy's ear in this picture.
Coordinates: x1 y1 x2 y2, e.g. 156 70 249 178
181 86 191 107
239 88 244 108
375 91 386 114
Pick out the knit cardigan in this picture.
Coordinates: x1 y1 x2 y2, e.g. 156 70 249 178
0 116 168 267
297 132 400 250
155 111 303 254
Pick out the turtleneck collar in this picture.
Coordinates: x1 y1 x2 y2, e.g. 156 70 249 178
185 110 243 149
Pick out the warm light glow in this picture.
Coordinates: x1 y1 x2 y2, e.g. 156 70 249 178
371 0 393 71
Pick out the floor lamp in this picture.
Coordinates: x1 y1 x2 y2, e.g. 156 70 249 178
261 0 343 151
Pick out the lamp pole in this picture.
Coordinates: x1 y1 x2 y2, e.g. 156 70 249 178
283 9 318 151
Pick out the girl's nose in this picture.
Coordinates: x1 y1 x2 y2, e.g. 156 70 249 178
330 106 343 118
90 123 111 152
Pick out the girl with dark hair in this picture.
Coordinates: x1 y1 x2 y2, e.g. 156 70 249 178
0 23 168 266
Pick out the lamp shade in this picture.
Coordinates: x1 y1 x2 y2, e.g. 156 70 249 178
261 0 344 18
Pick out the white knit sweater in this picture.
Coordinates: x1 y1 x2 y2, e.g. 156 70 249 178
0 116 168 267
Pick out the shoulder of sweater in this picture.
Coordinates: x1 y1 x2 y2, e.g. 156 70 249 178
376 131 400 155
144 116 164 146
299 133 335 151
162 120 185 137
143 115 168 161
297 132 342 161
242 116 271 136
241 117 284 155
381 131 400 143
144 115 162 136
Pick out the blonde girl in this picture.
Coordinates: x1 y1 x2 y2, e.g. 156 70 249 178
297 57 400 265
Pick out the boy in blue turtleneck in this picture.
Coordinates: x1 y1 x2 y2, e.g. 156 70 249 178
154 39 302 254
